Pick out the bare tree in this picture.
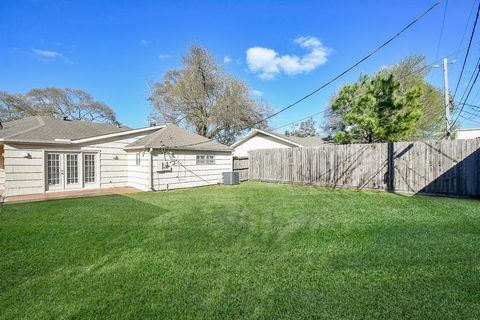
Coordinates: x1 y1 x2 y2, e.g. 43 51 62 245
0 91 32 121
0 88 118 124
149 45 271 145
285 117 318 137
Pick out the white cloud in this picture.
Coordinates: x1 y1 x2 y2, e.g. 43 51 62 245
158 53 172 60
252 90 263 97
32 49 63 59
246 36 330 80
31 48 71 63
223 56 232 63
140 39 149 46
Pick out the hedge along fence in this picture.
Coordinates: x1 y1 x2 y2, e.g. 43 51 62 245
248 139 480 197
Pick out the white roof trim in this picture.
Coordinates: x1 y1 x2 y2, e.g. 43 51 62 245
231 129 302 148
71 125 165 144
458 128 480 132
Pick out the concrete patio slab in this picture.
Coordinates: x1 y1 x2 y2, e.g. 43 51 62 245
3 187 142 204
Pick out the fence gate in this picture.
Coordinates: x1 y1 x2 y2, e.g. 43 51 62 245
233 157 249 181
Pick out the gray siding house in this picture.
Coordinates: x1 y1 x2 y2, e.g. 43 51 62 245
0 116 231 199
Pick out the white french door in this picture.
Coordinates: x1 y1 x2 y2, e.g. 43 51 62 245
83 153 97 188
46 153 64 191
46 152 97 191
65 154 81 189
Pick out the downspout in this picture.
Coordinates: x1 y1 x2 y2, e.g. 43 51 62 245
149 148 154 191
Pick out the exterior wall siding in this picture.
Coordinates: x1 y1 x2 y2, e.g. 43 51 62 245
3 133 149 197
127 151 150 191
0 145 5 191
152 150 232 190
232 133 296 157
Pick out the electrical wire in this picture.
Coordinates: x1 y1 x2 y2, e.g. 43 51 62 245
455 0 478 60
245 1 441 130
159 1 442 150
451 63 480 129
434 0 449 61
452 1 480 98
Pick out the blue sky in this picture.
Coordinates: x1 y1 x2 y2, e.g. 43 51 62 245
1 0 478 130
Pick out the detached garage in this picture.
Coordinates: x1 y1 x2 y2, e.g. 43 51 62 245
231 129 327 157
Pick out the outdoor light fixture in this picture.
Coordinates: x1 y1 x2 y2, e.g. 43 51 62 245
113 155 119 160
22 152 30 158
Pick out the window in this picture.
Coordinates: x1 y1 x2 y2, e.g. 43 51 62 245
84 154 96 184
196 155 215 165
136 153 141 165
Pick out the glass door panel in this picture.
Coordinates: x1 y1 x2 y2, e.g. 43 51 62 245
65 154 80 189
83 153 97 187
46 153 63 190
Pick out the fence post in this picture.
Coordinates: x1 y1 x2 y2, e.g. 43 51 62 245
387 142 395 192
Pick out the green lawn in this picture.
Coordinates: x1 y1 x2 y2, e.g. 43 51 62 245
1 182 480 319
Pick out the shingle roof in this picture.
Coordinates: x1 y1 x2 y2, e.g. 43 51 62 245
0 116 131 143
125 124 231 152
231 129 326 148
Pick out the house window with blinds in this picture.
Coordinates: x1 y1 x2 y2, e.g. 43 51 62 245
196 155 215 165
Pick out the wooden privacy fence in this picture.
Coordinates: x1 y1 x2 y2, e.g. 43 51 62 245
248 140 480 197
233 156 249 181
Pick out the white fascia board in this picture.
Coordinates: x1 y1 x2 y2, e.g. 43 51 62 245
71 126 165 144
231 129 302 148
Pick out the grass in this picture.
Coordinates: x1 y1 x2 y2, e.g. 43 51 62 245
1 182 480 319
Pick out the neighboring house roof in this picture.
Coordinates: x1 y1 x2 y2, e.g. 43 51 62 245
457 128 480 139
458 128 480 132
231 129 327 148
0 116 160 144
125 124 231 152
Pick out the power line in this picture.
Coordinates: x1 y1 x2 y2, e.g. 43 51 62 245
273 110 326 131
456 57 480 106
457 59 480 104
459 113 480 125
452 1 480 98
164 150 214 185
461 108 480 119
434 0 449 61
455 0 478 60
272 53 465 134
158 1 442 150
451 63 480 129
244 1 441 129
461 101 480 109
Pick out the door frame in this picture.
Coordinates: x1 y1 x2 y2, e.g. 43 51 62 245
82 152 100 189
44 150 100 192
64 153 82 190
45 152 64 191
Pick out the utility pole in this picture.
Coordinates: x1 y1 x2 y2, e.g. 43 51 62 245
434 58 455 138
443 58 451 138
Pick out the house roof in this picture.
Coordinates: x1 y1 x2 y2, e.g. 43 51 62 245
0 116 159 144
231 129 326 148
125 124 231 152
458 128 480 132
